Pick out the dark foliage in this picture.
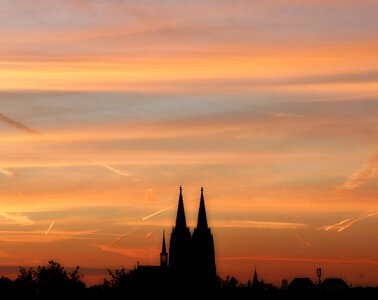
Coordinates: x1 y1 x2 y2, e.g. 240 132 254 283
14 260 85 299
0 260 377 299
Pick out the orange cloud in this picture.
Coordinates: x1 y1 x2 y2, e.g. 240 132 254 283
319 211 378 232
144 188 157 202
0 167 16 177
0 113 39 134
93 160 130 177
212 220 307 230
0 229 99 243
0 212 34 225
93 244 159 259
220 255 378 266
341 154 378 190
0 40 377 93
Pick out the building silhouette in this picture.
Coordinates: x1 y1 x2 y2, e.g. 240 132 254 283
168 186 193 289
191 187 216 289
160 230 168 269
320 278 349 294
251 267 264 289
288 277 315 293
135 186 217 291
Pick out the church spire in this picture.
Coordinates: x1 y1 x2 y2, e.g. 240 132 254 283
253 267 259 287
175 186 187 228
160 230 168 268
192 186 216 289
162 230 167 254
169 186 192 286
196 187 208 228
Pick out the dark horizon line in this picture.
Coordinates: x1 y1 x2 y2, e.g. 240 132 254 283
0 264 376 288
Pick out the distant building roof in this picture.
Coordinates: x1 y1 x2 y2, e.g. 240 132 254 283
322 278 349 293
289 278 315 292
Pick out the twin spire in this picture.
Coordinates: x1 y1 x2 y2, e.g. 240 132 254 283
168 186 217 286
175 186 187 228
197 187 208 228
174 186 208 229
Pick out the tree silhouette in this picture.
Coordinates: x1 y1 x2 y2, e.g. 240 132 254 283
0 276 17 298
16 260 85 299
0 261 374 299
16 266 37 298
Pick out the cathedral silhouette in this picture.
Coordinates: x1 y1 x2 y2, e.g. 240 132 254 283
134 186 217 291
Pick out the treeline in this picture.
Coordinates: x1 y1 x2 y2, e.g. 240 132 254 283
0 260 376 299
0 261 85 299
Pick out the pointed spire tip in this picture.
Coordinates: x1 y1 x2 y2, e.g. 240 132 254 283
161 229 167 253
175 186 187 228
197 187 208 228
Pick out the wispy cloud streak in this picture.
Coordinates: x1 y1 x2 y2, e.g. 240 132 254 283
106 229 137 248
341 154 378 190
295 234 311 247
0 113 40 135
319 211 378 232
93 244 159 259
142 206 173 221
0 212 34 225
212 220 307 230
0 167 16 177
93 160 130 177
45 221 54 235
220 255 378 266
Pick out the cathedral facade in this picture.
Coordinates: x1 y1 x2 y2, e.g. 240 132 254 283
169 186 217 289
136 186 217 291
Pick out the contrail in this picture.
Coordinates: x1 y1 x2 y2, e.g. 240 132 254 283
0 113 40 135
108 231 134 246
92 160 130 177
319 211 378 232
45 221 54 235
295 234 311 247
96 230 136 256
141 197 198 221
0 167 15 177
142 206 173 221
321 218 352 232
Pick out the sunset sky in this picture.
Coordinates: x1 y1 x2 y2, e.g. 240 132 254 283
0 0 377 287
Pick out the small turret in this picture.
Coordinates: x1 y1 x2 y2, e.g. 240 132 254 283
160 230 168 268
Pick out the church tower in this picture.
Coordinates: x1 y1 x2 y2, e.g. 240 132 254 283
252 267 259 288
169 186 192 288
192 187 217 289
160 230 168 268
